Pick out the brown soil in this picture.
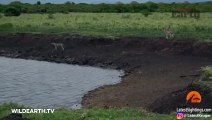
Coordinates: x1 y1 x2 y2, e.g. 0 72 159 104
0 33 212 114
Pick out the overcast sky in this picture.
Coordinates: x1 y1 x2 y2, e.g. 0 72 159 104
0 0 210 4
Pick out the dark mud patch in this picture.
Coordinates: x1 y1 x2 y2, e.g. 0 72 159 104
120 37 212 57
0 33 212 114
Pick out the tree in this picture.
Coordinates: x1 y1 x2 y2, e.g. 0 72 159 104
147 2 159 12
65 1 75 5
8 1 23 12
141 9 151 17
4 7 21 16
0 4 3 13
9 1 23 5
183 1 190 4
132 4 147 12
116 1 124 4
131 1 139 4
37 1 41 5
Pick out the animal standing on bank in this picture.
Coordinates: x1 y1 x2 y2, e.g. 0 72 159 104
51 43 64 51
163 26 175 39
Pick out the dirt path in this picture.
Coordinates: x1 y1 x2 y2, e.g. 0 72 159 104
0 33 212 113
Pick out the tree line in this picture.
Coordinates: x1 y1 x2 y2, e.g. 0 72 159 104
0 1 211 16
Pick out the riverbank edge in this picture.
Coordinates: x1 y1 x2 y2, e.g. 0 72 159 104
0 33 212 114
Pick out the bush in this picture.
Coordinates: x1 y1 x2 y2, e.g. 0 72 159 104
62 11 69 14
141 10 151 17
4 7 21 16
0 14 2 19
48 13 55 19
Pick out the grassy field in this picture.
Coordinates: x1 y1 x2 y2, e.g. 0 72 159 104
0 13 212 41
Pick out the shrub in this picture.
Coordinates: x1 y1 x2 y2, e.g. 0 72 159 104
4 7 21 16
0 14 2 19
62 11 69 14
141 10 151 17
48 13 55 19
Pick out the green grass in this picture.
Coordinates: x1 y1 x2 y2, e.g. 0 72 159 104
0 103 171 120
1 103 212 120
0 13 212 41
1 103 210 120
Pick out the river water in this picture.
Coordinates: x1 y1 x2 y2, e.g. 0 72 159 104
0 57 123 109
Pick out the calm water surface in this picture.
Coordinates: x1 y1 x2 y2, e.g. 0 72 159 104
0 57 123 109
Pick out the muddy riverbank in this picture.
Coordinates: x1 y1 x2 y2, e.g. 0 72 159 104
0 33 212 113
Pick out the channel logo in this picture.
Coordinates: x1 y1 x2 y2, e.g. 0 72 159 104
176 112 184 120
186 91 201 104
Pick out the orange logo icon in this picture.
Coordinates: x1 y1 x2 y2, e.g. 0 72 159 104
186 91 201 103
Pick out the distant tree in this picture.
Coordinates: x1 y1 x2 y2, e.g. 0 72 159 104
9 1 23 5
65 1 75 5
131 4 147 12
147 2 159 12
183 1 190 4
141 9 151 17
116 1 124 4
0 4 3 13
0 1 211 14
115 4 129 13
8 1 22 12
65 1 71 4
21 7 28 13
37 1 41 5
4 7 21 16
131 1 139 4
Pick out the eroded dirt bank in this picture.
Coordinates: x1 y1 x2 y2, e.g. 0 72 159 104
0 33 212 114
